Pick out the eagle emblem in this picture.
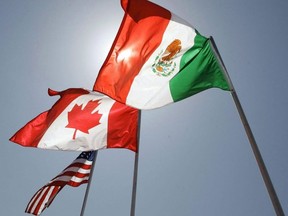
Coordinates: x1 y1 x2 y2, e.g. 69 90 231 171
152 39 182 77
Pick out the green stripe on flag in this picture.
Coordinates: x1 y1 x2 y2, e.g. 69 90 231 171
169 34 230 102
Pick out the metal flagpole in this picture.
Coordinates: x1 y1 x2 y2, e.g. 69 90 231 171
80 150 98 216
209 37 285 216
130 110 142 216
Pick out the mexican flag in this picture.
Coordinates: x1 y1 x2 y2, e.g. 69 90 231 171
10 88 139 152
93 0 230 109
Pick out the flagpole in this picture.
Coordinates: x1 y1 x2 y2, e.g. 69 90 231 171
209 37 285 216
80 150 98 216
130 110 142 216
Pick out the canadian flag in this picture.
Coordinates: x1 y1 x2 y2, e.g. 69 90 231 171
10 88 139 152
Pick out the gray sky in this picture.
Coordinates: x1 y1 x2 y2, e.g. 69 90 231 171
1 0 288 215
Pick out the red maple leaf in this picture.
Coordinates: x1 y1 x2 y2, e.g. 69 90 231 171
66 100 102 139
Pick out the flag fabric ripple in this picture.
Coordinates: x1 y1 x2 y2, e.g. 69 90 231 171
93 0 230 109
25 151 95 215
10 88 139 152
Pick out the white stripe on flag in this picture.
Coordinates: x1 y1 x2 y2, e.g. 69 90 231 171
126 14 197 108
58 166 91 175
55 175 90 183
26 188 42 212
37 94 114 151
37 186 55 215
30 186 50 214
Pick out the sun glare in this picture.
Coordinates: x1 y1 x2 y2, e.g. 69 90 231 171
117 49 133 62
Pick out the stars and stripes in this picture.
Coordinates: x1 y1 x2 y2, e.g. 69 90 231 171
25 151 95 215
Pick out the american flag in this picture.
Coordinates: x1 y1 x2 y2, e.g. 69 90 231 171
25 151 96 215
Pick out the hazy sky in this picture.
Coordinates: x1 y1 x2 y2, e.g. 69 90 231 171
1 0 288 215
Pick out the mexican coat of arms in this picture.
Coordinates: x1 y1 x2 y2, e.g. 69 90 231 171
152 39 182 77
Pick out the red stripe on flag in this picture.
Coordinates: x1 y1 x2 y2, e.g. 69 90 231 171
68 179 89 187
94 0 171 103
10 111 49 147
25 152 93 215
58 170 90 179
26 187 44 214
32 187 51 215
10 88 90 148
26 186 62 215
61 161 92 171
107 101 139 152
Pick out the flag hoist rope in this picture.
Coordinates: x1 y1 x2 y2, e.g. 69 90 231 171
210 37 285 216
80 150 98 216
